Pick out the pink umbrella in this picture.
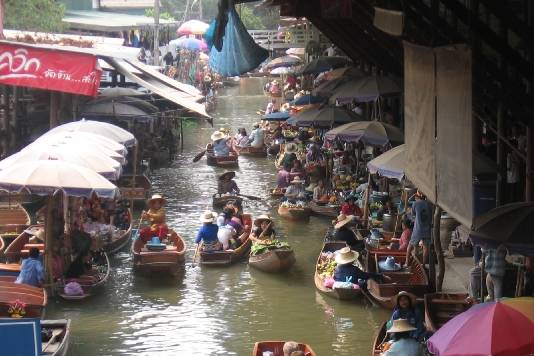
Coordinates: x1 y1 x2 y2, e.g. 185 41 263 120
176 19 209 35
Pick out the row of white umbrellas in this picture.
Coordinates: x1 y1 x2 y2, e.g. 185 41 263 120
0 119 136 199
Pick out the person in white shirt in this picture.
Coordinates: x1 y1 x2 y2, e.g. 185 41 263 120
248 124 265 148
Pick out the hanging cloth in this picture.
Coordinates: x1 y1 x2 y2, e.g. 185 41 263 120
209 3 269 76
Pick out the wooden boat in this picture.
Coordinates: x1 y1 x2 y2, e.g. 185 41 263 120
200 214 252 266
117 174 152 205
132 229 186 275
314 241 363 300
278 204 312 221
102 212 133 255
206 144 239 167
42 319 71 356
212 194 243 209
59 251 111 300
4 225 44 263
0 263 21 277
364 248 408 273
249 247 296 273
424 293 473 332
234 144 267 157
366 256 430 309
371 322 388 356
0 280 47 318
253 341 316 356
0 203 31 235
309 201 340 218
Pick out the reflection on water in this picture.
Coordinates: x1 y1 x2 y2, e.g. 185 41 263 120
46 78 389 355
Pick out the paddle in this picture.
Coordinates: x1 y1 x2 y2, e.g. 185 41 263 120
236 193 262 201
192 242 202 267
42 328 63 352
192 150 206 163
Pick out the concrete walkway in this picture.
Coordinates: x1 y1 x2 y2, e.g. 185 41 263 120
442 255 474 293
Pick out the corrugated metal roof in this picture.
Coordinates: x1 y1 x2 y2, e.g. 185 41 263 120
64 10 178 31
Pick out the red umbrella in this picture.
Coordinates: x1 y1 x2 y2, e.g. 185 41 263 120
176 20 209 35
427 299 534 356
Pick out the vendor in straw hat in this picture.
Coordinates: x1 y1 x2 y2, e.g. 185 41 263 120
333 246 383 285
195 210 222 251
386 291 425 342
211 130 231 157
382 319 422 355
284 176 306 201
281 142 298 167
218 171 240 195
250 214 276 243
139 194 168 243
332 214 361 249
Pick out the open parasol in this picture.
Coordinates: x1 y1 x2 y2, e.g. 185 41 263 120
176 19 210 35
324 121 404 146
299 56 351 75
265 55 303 70
367 144 406 180
45 119 136 147
329 75 401 104
287 106 362 128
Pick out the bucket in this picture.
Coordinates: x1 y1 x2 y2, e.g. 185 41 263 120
382 213 396 232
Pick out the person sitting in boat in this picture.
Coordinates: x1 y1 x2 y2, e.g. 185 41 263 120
248 123 265 148
333 246 383 286
218 171 240 195
211 130 231 157
195 211 222 252
382 319 423 356
276 164 292 189
65 251 92 279
313 179 327 202
332 214 363 251
265 98 277 115
340 195 363 218
281 143 299 167
283 341 301 356
387 291 425 341
389 217 412 251
234 128 249 147
217 207 243 247
306 137 323 164
15 247 45 287
290 159 307 181
250 215 276 244
217 222 238 250
139 194 169 244
284 176 307 201
377 197 397 219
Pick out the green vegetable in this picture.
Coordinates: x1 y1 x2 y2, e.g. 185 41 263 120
251 239 291 256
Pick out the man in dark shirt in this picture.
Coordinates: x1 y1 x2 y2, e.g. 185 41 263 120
333 246 382 284
333 214 364 251
163 52 174 66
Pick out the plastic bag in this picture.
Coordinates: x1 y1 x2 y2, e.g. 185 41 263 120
64 281 84 296
323 276 335 288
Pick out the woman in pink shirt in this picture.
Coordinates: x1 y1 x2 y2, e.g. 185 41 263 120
390 217 413 251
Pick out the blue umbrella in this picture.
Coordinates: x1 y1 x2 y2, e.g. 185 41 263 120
263 111 291 121
292 94 326 106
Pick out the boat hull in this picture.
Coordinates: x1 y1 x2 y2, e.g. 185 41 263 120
234 145 267 157
0 280 47 318
252 341 316 356
310 201 339 218
249 248 295 273
424 293 473 332
132 229 186 276
118 175 152 206
277 205 311 221
41 319 71 356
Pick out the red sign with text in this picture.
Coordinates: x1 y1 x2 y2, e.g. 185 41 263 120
0 43 101 96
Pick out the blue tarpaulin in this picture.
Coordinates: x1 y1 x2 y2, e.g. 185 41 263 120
209 6 269 76
0 318 41 356
292 94 326 106
263 111 291 121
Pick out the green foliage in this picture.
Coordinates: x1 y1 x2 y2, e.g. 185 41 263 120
238 5 264 30
5 0 66 33
145 7 175 21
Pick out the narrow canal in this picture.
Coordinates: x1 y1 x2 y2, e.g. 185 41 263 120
47 78 388 356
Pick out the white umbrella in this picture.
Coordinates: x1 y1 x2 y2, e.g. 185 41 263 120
99 87 145 97
367 144 406 180
36 131 127 154
28 139 126 164
0 145 122 180
0 160 119 198
46 119 136 147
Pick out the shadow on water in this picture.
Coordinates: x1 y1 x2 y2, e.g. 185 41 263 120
46 78 389 356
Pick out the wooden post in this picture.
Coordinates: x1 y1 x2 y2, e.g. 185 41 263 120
526 124 533 201
496 103 504 206
433 206 444 291
44 196 55 295
480 250 486 302
362 173 371 228
49 91 60 129
180 117 184 152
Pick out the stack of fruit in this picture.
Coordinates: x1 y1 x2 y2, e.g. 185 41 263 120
317 251 337 279
332 175 358 191
280 200 307 208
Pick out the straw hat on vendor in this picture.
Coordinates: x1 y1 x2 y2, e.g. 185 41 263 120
391 291 417 308
200 210 218 223
334 246 359 265
147 194 166 207
290 176 305 185
254 214 272 226
285 143 298 154
333 214 354 229
379 256 402 272
211 130 227 141
218 171 236 181
386 319 416 334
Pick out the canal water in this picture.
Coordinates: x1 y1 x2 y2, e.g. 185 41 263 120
47 78 389 356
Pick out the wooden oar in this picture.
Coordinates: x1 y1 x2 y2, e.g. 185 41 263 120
42 328 63 352
237 193 262 201
133 214 144 239
192 150 206 162
192 242 202 267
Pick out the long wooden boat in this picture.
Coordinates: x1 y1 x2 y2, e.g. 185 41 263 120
309 201 340 218
206 144 239 167
200 214 252 266
4 225 44 263
234 144 267 157
0 203 31 235
117 174 152 205
132 229 186 275
314 241 363 300
103 211 133 255
59 252 111 300
277 205 312 221
371 321 388 356
249 247 295 273
42 319 71 356
212 194 243 209
366 256 430 309
253 341 316 356
0 263 21 277
0 280 47 318
424 293 473 332
364 249 408 273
